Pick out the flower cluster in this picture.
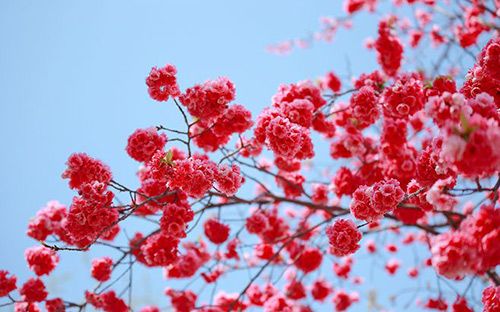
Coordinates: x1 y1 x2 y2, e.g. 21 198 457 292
204 218 230 245
431 205 499 279
168 155 218 198
382 72 424 119
7 5 500 311
461 37 500 107
140 233 179 267
0 270 16 297
64 181 118 248
86 290 128 312
24 246 59 276
179 77 236 121
350 179 404 221
165 240 210 279
126 127 167 162
265 115 313 160
20 278 47 302
482 286 500 312
245 208 289 243
215 164 245 196
159 202 194 239
146 64 181 101
61 153 112 190
326 219 362 257
91 257 113 282
27 200 67 242
253 80 335 163
333 290 359 312
191 104 253 152
347 86 380 129
440 112 500 178
375 17 403 77
165 288 197 312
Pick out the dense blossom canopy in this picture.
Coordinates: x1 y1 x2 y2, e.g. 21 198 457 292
2 1 500 311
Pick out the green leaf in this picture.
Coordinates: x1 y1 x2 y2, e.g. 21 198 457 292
161 150 174 166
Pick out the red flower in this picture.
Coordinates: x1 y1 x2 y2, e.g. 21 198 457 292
146 64 180 102
326 219 362 257
126 128 167 162
204 218 230 245
20 278 47 302
91 257 113 282
25 246 59 276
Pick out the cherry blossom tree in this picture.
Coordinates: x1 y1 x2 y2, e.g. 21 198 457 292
1 0 500 311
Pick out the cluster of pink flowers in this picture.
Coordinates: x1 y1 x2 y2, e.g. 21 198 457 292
159 202 194 239
204 218 230 245
45 298 65 312
343 0 367 14
61 152 112 190
425 92 467 127
191 104 253 152
126 127 167 162
24 246 59 276
5 5 500 310
27 200 67 242
64 181 118 248
146 64 181 102
440 111 500 178
332 167 362 197
311 278 332 301
43 153 121 249
326 219 362 257
245 208 290 244
382 72 424 119
431 231 477 280
323 71 342 92
134 149 183 215
311 183 329 204
140 233 179 267
165 288 197 312
294 247 323 273
86 290 128 312
415 139 455 187
482 286 500 312
459 205 500 272
19 278 47 303
275 171 306 198
423 297 448 311
393 180 430 224
262 115 313 160
455 6 490 48
253 80 337 164
273 80 326 110
214 164 245 196
146 66 254 155
168 155 217 198
347 86 380 130
0 270 16 297
461 37 500 107
375 17 403 77
425 177 458 211
165 240 210 279
179 77 236 121
332 290 359 311
350 179 404 221
159 154 244 200
431 205 499 279
91 257 113 282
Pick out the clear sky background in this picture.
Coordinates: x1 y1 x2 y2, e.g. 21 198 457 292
0 1 485 311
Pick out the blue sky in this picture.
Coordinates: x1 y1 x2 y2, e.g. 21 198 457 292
0 1 485 311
